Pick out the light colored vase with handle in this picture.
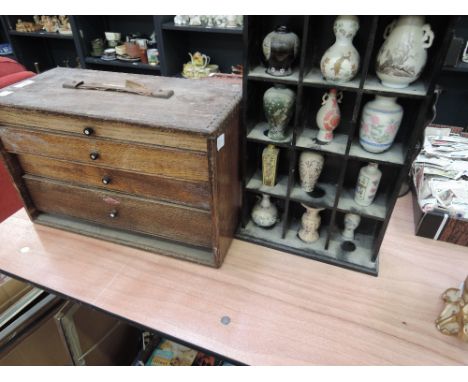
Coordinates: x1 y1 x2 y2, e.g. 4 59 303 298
251 194 278 228
359 95 403 153
342 213 361 240
316 88 342 143
320 15 360 82
263 84 295 141
299 151 324 193
354 163 382 207
376 16 434 88
298 204 324 243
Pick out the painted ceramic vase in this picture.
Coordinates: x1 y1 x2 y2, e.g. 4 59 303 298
263 84 295 140
354 163 382 207
262 26 300 77
376 16 434 88
251 194 278 228
320 16 360 82
298 204 323 243
262 144 280 187
359 95 403 153
298 151 324 193
316 89 343 143
342 213 361 240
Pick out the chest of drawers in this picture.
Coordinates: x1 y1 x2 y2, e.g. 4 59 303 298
0 68 241 267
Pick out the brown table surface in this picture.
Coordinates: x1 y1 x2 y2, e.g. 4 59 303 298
0 194 467 365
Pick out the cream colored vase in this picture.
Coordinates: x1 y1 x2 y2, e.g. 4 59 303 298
376 16 434 88
298 151 324 193
298 204 323 243
251 194 278 228
354 163 382 207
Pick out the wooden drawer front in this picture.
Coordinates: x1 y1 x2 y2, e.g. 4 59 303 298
18 154 211 210
0 107 207 152
0 127 209 182
24 176 212 248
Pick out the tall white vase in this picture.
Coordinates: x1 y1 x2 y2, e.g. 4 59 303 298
320 15 360 82
376 16 434 88
354 163 382 207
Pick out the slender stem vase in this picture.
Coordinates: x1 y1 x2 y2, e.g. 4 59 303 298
376 16 434 88
299 151 324 193
320 16 360 82
262 144 280 187
262 26 300 77
316 89 342 144
354 163 382 207
263 84 295 141
342 213 361 240
298 204 324 243
251 194 278 228
359 95 403 153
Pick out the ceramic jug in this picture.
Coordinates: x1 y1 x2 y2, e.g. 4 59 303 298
320 16 360 82
298 204 323 243
354 163 382 207
263 84 296 140
316 89 342 143
263 26 300 77
251 194 278 228
299 151 324 193
359 95 403 153
342 213 361 240
376 16 434 88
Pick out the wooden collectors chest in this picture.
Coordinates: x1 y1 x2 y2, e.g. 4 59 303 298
0 68 242 267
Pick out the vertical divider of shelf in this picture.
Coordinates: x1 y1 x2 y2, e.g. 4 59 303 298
324 15 380 250
370 16 457 262
69 16 86 69
280 16 309 239
153 16 167 76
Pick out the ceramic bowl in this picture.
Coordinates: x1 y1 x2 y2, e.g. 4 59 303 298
105 32 121 41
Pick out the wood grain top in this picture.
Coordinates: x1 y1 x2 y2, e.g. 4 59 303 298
0 194 467 365
0 68 242 135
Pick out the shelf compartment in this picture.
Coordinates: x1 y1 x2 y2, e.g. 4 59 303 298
303 68 360 90
348 139 405 165
9 30 74 40
295 127 348 156
162 22 243 35
326 230 376 270
85 57 160 71
337 188 387 220
246 122 293 147
248 65 300 85
363 75 428 98
289 182 336 209
246 171 289 199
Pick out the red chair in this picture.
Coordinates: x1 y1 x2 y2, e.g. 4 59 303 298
0 57 35 222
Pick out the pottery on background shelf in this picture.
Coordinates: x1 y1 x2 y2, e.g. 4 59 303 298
359 95 403 153
342 213 361 241
354 163 382 207
262 26 300 77
174 15 190 25
182 52 219 79
298 204 323 243
320 16 360 82
299 151 324 194
262 144 280 187
316 88 343 144
263 84 295 140
251 194 279 228
376 16 434 88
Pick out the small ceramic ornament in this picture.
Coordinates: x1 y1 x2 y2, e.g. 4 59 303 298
342 213 361 240
263 84 295 141
316 89 342 144
376 16 434 88
174 15 190 26
262 144 280 187
251 194 278 228
320 16 360 82
215 16 227 28
189 16 203 26
299 151 324 193
298 204 323 243
226 15 238 28
354 163 382 207
262 26 300 77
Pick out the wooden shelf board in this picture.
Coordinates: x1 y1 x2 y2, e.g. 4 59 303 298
246 122 293 147
363 75 428 98
337 188 387 221
349 139 405 166
246 170 289 199
289 182 337 210
442 62 468 73
85 57 161 71
303 67 360 90
295 128 348 156
248 65 300 85
162 22 243 35
9 30 74 40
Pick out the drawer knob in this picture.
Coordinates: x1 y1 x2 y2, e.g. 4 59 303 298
83 127 94 136
102 176 111 185
90 152 99 160
109 210 118 219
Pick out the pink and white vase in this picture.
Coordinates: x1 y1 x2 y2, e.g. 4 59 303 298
316 88 342 144
359 95 403 153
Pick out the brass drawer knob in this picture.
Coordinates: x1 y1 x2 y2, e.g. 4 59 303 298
83 127 94 136
102 176 111 185
109 210 118 219
90 152 99 160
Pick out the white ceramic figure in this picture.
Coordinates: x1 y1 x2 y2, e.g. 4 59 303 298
188 15 203 26
354 163 382 207
226 15 239 28
299 151 324 193
215 16 227 28
320 15 360 82
316 88 342 143
342 213 361 240
376 16 434 88
298 204 324 243
251 194 278 228
174 15 190 26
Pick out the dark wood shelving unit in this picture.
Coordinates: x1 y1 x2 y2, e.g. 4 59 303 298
84 56 160 71
237 15 455 276
8 30 74 39
161 22 243 35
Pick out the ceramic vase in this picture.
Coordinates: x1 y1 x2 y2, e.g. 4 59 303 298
320 16 360 82
316 89 342 143
262 144 280 187
262 26 300 77
359 95 403 153
342 213 361 240
298 204 323 243
354 163 382 207
263 84 295 140
376 16 434 88
299 151 324 193
251 194 278 228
